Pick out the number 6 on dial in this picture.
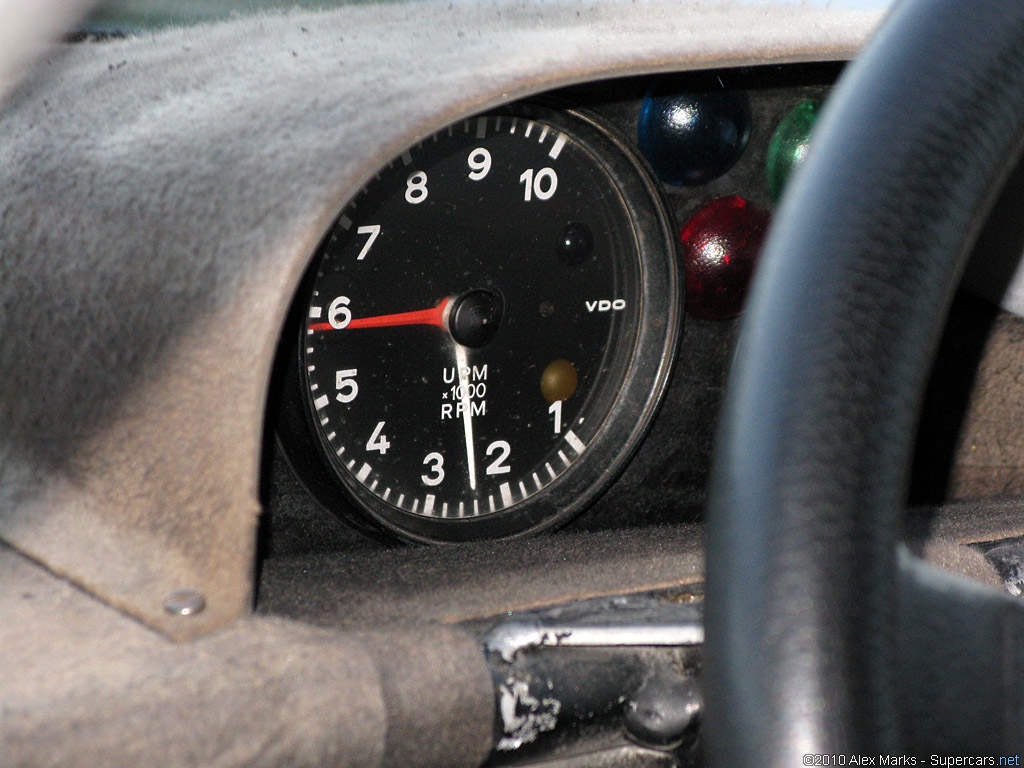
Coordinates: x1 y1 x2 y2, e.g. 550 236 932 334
328 296 352 329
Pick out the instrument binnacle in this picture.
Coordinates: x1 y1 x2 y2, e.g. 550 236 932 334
290 103 679 542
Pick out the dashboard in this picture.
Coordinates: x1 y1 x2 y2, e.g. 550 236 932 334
8 1 1024 765
0 0 890 640
267 66 837 548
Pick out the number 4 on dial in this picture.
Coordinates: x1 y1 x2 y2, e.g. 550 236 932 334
366 421 391 454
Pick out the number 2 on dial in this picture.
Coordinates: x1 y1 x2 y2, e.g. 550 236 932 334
485 440 511 475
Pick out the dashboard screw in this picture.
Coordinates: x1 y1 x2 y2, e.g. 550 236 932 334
624 673 701 749
164 590 206 617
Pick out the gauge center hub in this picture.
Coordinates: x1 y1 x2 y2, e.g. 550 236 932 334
448 289 503 348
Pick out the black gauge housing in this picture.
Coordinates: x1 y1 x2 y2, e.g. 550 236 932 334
277 103 680 543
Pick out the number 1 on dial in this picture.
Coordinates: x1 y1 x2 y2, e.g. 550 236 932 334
549 400 563 434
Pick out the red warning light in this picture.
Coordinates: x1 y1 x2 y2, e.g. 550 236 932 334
680 196 769 320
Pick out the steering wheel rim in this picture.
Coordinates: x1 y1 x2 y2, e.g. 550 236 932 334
704 0 1024 762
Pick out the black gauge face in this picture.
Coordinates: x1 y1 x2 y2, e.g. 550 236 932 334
297 104 678 542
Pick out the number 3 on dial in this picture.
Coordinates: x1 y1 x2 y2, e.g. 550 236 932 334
421 452 444 486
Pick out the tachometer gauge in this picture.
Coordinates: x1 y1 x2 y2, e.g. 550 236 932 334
290 103 678 542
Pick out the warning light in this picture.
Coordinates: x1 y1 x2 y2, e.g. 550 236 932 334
766 99 822 202
637 88 751 186
541 359 578 404
680 196 769 320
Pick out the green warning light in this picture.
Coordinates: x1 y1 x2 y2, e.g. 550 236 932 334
766 99 822 203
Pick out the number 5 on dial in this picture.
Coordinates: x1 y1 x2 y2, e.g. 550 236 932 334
335 369 358 403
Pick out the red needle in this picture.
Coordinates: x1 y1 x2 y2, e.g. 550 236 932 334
308 298 448 333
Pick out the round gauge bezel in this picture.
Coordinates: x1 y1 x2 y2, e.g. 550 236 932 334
278 102 680 544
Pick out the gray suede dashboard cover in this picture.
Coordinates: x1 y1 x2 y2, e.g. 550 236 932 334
0 0 882 639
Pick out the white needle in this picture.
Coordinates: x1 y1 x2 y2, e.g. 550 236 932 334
455 343 477 491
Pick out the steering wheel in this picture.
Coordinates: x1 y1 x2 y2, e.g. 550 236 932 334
704 0 1024 762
